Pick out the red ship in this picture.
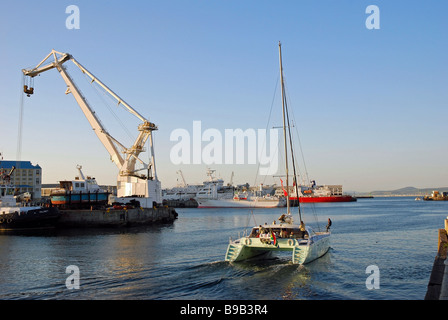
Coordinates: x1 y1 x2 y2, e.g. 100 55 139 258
290 194 357 203
281 180 357 203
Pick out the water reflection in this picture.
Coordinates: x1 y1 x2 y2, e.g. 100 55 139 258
0 197 446 299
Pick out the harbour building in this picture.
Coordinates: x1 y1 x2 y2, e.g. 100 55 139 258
0 160 42 200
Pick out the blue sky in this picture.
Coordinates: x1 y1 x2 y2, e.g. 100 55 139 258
1 0 447 192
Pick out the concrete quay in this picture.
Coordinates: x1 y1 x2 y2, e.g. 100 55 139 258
425 218 448 300
162 198 198 208
56 206 178 228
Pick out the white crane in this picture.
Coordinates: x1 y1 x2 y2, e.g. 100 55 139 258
22 49 161 207
228 171 234 187
176 170 187 187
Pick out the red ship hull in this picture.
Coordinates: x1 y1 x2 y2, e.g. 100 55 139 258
290 195 357 203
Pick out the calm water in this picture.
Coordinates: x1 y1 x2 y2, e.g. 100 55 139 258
0 197 446 300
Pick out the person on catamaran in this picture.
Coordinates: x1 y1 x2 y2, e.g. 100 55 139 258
299 220 305 232
299 221 306 238
326 218 332 232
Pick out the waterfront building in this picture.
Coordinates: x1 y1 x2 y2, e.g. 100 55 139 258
0 160 42 200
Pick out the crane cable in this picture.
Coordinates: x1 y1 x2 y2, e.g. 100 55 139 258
78 64 135 145
17 75 25 163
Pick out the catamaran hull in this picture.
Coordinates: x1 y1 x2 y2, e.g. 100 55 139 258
296 233 331 264
225 233 330 264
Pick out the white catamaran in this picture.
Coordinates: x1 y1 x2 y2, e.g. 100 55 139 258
225 42 331 264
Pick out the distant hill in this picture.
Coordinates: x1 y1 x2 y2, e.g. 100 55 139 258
365 186 448 196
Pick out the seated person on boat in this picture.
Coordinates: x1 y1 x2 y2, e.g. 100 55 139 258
249 225 308 240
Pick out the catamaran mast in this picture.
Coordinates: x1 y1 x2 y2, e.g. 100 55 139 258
279 41 290 216
278 41 303 222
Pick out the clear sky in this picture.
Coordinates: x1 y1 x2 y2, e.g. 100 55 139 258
1 0 447 193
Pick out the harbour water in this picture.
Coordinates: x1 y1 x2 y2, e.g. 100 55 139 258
0 197 446 300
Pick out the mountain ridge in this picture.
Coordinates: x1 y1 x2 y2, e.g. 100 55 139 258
363 186 448 196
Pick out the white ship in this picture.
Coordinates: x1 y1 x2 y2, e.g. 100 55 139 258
196 195 286 208
195 173 286 208
162 169 231 201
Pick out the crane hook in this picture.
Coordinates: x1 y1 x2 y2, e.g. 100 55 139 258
23 76 34 97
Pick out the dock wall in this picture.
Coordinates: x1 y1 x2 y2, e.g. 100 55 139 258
163 199 198 208
425 218 448 300
57 206 178 228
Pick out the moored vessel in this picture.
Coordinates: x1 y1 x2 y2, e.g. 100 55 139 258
162 170 204 201
424 190 448 201
196 195 286 208
192 169 285 208
0 165 59 230
196 186 286 208
50 165 110 209
282 181 356 203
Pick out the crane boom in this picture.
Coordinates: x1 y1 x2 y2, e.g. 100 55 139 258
22 50 161 206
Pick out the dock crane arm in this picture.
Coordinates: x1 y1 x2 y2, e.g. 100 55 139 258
176 170 187 187
22 50 158 180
